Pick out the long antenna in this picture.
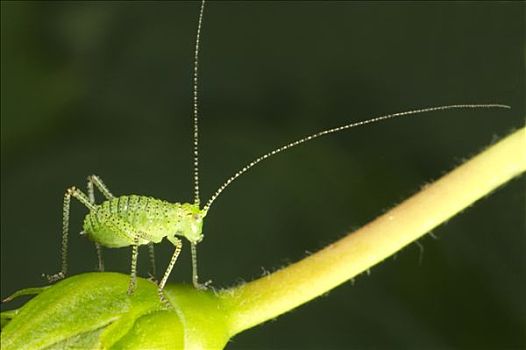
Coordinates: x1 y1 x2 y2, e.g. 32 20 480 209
203 103 510 212
193 0 205 206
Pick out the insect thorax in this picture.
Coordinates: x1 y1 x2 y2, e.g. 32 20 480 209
82 195 204 248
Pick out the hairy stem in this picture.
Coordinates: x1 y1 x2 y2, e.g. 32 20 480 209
222 126 526 335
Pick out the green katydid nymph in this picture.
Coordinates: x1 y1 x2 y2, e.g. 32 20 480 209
45 0 510 298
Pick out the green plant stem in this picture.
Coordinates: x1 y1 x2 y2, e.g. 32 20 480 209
222 127 526 336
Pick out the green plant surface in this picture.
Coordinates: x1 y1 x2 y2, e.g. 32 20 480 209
2 127 524 350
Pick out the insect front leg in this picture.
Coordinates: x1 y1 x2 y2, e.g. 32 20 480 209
158 237 183 297
191 243 211 290
87 174 115 272
46 187 95 283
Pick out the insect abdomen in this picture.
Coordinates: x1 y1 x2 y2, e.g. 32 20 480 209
83 195 180 248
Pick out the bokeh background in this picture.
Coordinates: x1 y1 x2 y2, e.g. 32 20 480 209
1 1 524 349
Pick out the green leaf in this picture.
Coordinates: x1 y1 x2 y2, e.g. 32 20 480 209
2 286 49 303
1 273 231 350
1 310 19 330
1 273 162 349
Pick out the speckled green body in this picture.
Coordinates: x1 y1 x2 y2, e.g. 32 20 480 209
82 195 204 248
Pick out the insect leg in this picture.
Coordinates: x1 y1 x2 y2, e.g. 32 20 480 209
158 237 183 294
94 243 104 272
46 187 95 283
99 217 144 294
87 174 114 200
128 236 140 295
147 243 156 278
191 243 211 290
132 232 157 280
87 175 115 271
191 243 201 288
87 178 104 271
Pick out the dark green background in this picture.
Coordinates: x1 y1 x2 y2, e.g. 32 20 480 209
1 1 524 349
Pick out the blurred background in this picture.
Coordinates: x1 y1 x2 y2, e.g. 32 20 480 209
1 1 524 349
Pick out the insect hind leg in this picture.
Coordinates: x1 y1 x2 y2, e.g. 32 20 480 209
87 174 115 272
46 186 95 283
87 174 114 200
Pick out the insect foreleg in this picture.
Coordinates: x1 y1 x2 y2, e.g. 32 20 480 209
191 243 198 288
158 237 183 295
46 187 95 283
190 243 203 289
190 243 211 290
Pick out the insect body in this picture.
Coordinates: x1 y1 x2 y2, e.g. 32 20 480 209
45 0 510 298
83 197 204 249
47 177 206 295
84 194 205 293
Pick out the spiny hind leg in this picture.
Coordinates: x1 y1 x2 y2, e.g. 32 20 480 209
87 174 114 200
87 175 115 271
46 187 95 283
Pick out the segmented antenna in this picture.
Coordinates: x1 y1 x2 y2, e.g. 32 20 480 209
193 0 205 206
203 104 510 212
